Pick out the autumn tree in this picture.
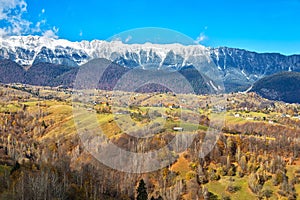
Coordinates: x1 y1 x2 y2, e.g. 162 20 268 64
248 172 264 194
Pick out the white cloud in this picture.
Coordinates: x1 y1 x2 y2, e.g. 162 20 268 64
0 28 8 37
195 32 207 44
79 30 83 37
0 0 27 20
0 0 59 38
42 26 59 39
32 19 46 33
112 37 122 42
0 0 30 36
125 35 132 43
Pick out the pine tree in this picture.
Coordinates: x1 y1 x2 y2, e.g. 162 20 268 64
137 179 148 200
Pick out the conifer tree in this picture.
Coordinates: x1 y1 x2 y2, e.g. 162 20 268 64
137 179 148 200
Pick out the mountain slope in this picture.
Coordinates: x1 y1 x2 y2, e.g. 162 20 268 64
54 59 216 94
24 63 75 86
0 59 25 83
0 60 75 86
0 59 217 94
251 71 300 103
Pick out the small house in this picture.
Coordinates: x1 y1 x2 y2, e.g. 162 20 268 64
173 127 184 131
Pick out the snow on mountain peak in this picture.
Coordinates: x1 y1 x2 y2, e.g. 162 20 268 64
0 35 209 67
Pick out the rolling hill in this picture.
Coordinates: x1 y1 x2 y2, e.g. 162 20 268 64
251 71 300 103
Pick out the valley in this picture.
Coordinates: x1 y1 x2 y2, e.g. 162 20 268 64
0 84 299 199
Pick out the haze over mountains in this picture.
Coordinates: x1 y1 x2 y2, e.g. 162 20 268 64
0 36 300 101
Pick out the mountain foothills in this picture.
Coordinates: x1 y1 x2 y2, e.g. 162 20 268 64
0 84 300 199
0 58 214 95
251 71 300 103
0 36 300 100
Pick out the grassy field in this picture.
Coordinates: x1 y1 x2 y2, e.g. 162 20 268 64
287 165 300 200
204 166 300 200
0 165 11 176
205 176 256 200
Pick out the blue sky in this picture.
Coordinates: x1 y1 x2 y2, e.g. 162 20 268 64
0 0 300 55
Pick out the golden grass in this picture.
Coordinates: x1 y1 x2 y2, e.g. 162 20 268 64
287 165 300 200
205 176 256 200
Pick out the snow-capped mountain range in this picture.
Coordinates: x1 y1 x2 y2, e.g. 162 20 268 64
0 35 300 92
0 35 209 67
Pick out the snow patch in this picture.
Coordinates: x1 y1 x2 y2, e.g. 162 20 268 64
241 70 250 80
209 80 218 91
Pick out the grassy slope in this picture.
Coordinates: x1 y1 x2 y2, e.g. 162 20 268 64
205 176 256 200
287 166 300 200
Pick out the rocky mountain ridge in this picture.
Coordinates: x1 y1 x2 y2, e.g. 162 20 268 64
1 36 300 92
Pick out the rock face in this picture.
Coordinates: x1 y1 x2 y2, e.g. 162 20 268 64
0 36 300 92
